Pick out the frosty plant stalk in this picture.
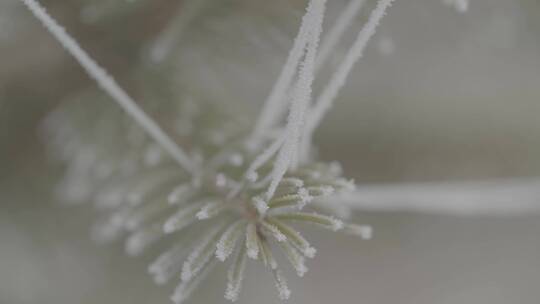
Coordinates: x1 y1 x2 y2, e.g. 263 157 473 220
22 0 395 302
20 0 198 175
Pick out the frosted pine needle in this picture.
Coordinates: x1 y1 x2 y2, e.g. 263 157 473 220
182 222 227 282
224 239 248 302
274 212 344 231
261 221 288 243
278 239 309 277
216 221 246 262
245 222 260 259
258 238 278 271
267 218 316 258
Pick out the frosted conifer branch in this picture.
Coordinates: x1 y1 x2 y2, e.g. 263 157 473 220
304 0 395 153
335 178 540 216
34 0 388 301
21 0 198 175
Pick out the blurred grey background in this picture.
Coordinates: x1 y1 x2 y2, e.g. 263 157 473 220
2 0 540 303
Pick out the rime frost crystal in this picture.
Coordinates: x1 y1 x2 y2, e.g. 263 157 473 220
245 222 260 259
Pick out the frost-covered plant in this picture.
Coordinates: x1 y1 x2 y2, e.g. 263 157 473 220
19 0 540 303
22 0 391 302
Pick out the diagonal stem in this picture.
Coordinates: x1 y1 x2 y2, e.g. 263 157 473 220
21 0 198 175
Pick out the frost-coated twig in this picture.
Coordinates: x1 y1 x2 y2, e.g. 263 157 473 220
250 0 324 144
315 0 367 73
21 0 198 175
303 0 395 156
265 0 327 200
334 178 540 216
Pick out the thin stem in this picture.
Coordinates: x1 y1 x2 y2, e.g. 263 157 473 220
315 0 367 73
21 0 198 175
266 0 327 200
303 0 395 156
250 0 321 144
335 178 540 216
